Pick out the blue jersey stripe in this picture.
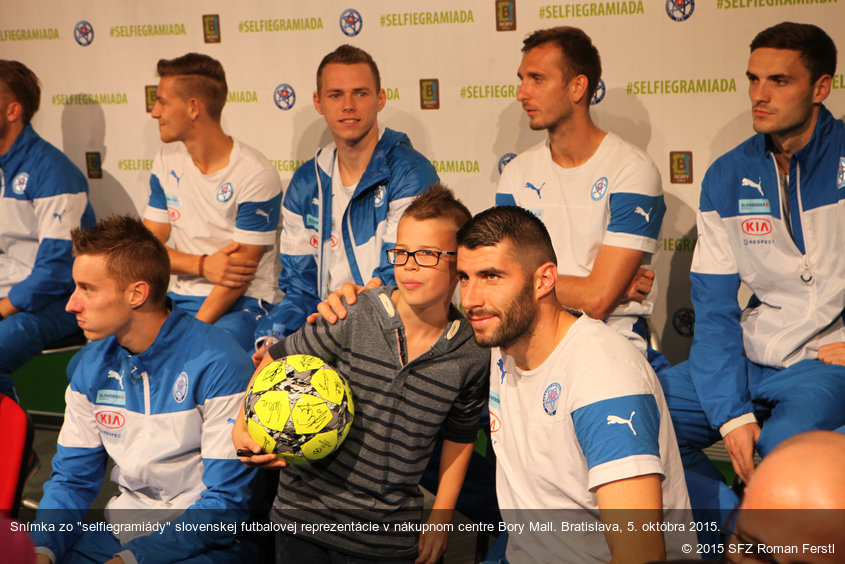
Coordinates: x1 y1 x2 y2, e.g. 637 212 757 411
236 192 282 233
608 193 665 239
572 393 660 470
148 173 167 210
495 192 517 207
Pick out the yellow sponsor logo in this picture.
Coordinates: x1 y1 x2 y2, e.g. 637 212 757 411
627 78 737 96
109 23 187 38
117 159 154 171
227 91 259 103
717 0 837 9
0 28 59 41
270 160 307 173
460 85 519 99
661 237 696 253
539 1 645 19
380 10 475 27
238 18 324 33
432 160 481 174
52 93 129 105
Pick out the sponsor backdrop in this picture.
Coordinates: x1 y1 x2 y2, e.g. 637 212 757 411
3 0 843 362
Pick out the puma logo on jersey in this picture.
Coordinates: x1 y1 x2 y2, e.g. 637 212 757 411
607 411 636 435
634 207 653 223
170 170 183 186
53 211 64 223
107 369 124 390
525 182 545 199
256 209 271 222
741 177 764 197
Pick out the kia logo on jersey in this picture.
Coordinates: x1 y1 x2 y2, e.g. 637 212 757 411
741 218 772 236
96 410 126 429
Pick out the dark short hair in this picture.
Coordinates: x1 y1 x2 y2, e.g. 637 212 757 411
316 44 381 93
157 53 228 121
403 183 472 233
750 22 837 83
71 215 170 307
522 26 602 101
458 206 557 272
0 60 41 124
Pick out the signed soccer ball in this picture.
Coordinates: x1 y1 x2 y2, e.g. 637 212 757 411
245 355 354 464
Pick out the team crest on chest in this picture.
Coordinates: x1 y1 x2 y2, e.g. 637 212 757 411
590 177 608 201
173 371 189 403
374 185 386 207
542 382 562 416
216 182 234 202
838 157 844 189
12 172 29 194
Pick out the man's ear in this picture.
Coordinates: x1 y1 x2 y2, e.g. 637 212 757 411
812 74 831 105
569 74 590 105
126 280 151 309
187 96 201 121
534 262 558 300
5 100 23 123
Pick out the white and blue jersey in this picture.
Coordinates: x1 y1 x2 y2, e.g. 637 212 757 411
0 124 94 400
489 316 692 563
0 123 94 310
255 128 438 341
144 139 282 304
496 133 665 351
689 105 845 431
31 309 256 564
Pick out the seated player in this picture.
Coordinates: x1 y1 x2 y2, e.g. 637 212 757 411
253 45 437 355
143 53 282 351
234 184 488 564
658 23 845 507
458 206 693 563
0 60 95 402
31 216 256 564
496 27 667 371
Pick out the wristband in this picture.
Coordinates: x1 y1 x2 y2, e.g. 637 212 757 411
198 254 207 278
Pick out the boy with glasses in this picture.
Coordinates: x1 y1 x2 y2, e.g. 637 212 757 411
234 184 488 564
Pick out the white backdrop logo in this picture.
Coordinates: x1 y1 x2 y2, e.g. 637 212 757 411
673 307 695 337
74 21 95 46
590 78 606 105
666 0 694 22
339 9 362 37
274 84 296 110
498 153 516 175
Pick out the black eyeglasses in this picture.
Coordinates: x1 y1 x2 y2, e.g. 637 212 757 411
386 248 456 267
